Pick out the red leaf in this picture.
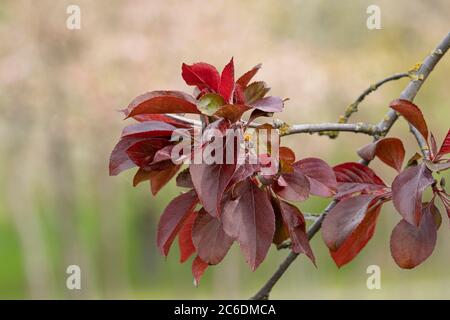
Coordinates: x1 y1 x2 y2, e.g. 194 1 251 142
178 211 196 263
322 194 377 251
330 203 382 267
176 168 194 189
222 180 275 270
322 195 382 267
273 171 310 202
279 146 296 172
126 139 170 168
392 163 434 226
214 104 251 122
192 209 234 265
133 167 152 186
190 162 236 217
236 63 261 88
219 58 235 102
109 137 144 176
182 62 220 92
278 200 315 264
272 199 290 246
333 162 387 199
124 91 200 118
157 190 198 256
244 81 270 104
390 99 429 140
131 114 191 128
233 84 246 104
390 203 438 269
121 121 177 139
149 164 181 195
293 158 337 197
357 137 405 172
435 129 450 160
192 255 208 286
228 163 260 187
251 96 284 112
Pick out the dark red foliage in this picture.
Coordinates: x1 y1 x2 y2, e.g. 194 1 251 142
357 137 405 172
390 201 439 269
110 59 450 285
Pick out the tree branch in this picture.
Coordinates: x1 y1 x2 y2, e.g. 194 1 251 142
280 122 380 137
250 31 450 300
324 72 410 138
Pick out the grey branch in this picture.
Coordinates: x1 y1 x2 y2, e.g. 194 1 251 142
281 122 380 137
250 31 450 301
166 114 380 137
324 72 411 138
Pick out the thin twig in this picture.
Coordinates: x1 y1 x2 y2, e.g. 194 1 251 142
250 31 450 300
323 72 410 138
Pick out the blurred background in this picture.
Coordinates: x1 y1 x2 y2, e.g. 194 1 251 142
0 0 449 299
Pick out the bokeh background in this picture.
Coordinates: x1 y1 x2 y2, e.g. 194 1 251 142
0 0 449 299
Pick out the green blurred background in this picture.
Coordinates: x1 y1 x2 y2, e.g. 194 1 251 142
0 0 449 299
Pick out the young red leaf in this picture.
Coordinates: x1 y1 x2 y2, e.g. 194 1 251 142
197 93 226 116
157 190 198 256
182 62 220 92
278 200 315 264
192 255 209 286
121 121 177 139
357 137 405 172
133 167 152 186
189 163 236 217
149 164 181 195
110 137 144 176
435 129 450 161
279 146 296 172
293 158 337 197
333 162 387 199
329 203 382 267
236 63 262 88
222 180 275 270
125 139 170 168
178 211 196 263
131 114 191 128
251 96 284 113
392 163 434 226
389 99 429 140
273 171 310 202
192 209 234 265
124 91 200 118
176 168 194 189
219 58 235 102
246 109 274 126
390 203 438 269
244 81 270 104
214 104 251 122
